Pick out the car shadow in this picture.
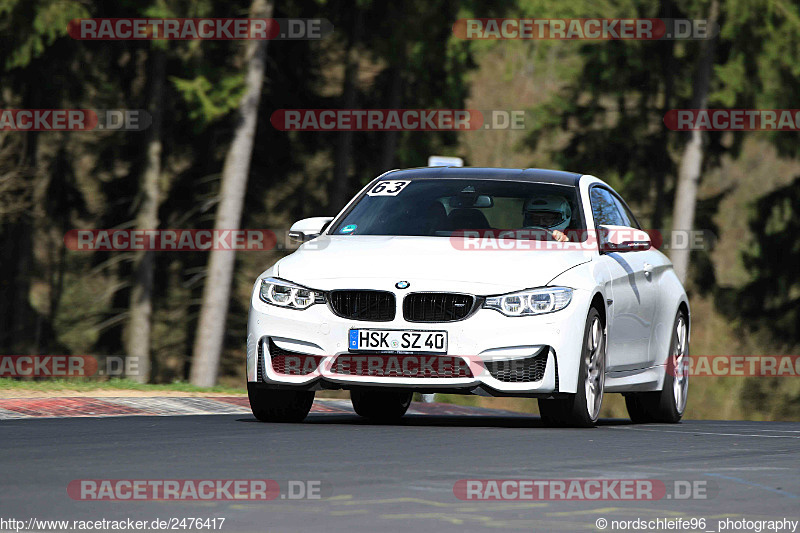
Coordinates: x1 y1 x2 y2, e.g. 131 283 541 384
236 414 634 429
608 252 640 303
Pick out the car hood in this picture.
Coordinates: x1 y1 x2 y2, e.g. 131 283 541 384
274 235 593 294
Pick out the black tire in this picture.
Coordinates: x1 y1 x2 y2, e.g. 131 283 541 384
624 393 655 423
537 398 567 427
350 389 412 422
625 309 688 424
248 383 314 423
537 307 605 428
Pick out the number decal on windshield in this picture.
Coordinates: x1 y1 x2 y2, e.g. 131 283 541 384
367 180 410 196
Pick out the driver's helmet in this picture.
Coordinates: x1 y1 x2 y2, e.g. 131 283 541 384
523 195 572 231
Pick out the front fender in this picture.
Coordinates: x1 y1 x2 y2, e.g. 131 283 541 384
547 258 609 393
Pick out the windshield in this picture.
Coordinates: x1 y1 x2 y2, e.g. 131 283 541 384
330 178 585 239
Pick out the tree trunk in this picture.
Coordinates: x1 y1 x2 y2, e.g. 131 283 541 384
330 9 364 211
190 0 273 386
2 78 41 353
670 0 719 284
652 0 675 229
126 47 165 383
379 65 403 171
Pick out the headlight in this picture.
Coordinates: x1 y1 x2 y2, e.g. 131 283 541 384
259 277 325 310
483 287 572 316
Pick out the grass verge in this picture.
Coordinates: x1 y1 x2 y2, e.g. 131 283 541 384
0 378 245 395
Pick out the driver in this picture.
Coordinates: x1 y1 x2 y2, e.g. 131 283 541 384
522 195 572 242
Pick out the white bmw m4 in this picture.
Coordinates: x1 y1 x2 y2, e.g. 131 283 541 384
246 167 690 427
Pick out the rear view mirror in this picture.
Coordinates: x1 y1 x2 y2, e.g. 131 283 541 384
288 217 334 242
598 225 651 252
473 195 493 208
450 194 494 208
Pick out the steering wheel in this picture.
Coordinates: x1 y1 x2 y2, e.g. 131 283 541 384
523 225 559 241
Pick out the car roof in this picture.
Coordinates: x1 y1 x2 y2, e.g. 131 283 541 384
380 167 583 186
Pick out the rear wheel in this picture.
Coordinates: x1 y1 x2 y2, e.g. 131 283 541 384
625 310 688 423
538 307 605 427
351 389 412 422
248 383 314 423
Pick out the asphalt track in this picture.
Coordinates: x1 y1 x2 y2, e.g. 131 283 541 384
2 407 799 533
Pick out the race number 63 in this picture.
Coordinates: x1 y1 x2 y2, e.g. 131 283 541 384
367 180 409 196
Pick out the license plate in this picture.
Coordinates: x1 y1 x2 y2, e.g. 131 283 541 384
349 329 448 353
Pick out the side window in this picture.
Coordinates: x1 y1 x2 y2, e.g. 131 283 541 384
590 187 625 227
612 197 641 229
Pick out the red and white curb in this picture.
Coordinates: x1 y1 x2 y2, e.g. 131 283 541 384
0 396 518 420
0 396 335 419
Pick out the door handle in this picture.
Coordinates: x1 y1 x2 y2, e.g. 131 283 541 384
643 262 653 277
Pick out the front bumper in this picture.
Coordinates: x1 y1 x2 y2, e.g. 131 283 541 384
246 281 592 395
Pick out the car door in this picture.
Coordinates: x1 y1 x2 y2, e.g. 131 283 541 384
590 186 658 371
609 191 666 368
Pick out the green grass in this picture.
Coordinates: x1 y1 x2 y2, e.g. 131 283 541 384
0 378 245 394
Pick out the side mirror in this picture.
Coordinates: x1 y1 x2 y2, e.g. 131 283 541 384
598 225 651 253
288 217 334 243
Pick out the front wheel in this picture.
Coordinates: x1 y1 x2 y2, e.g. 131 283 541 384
625 310 688 423
351 389 412 422
538 307 605 427
248 383 314 423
